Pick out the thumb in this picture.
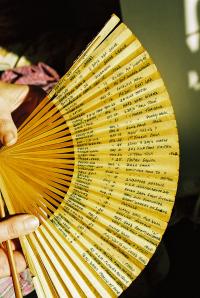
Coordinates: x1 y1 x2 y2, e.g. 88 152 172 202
0 108 17 146
0 215 39 242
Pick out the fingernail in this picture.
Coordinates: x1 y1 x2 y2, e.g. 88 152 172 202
3 132 16 146
23 216 39 232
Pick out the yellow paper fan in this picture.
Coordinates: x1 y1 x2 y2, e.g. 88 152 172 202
0 14 179 298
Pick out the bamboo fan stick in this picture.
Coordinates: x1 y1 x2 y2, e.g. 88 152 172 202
53 26 134 110
56 41 144 117
37 228 97 298
20 236 59 298
32 276 46 298
18 103 65 142
1 162 66 217
14 38 144 143
6 130 72 152
18 97 54 132
18 105 59 138
0 168 50 222
38 26 126 122
6 139 74 152
53 14 120 93
17 117 69 145
4 141 74 154
0 194 23 298
55 24 131 100
0 14 180 298
1 164 66 204
57 49 151 122
17 14 120 136
43 220 115 298
5 158 73 177
10 21 130 144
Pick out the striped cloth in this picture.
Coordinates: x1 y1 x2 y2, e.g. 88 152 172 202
0 269 34 297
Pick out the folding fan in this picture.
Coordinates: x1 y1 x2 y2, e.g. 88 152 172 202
0 14 179 298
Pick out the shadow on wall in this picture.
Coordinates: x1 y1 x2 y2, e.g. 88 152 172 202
120 0 200 198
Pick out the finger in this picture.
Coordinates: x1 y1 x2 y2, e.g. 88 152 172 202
1 239 16 250
0 248 10 277
0 83 29 112
0 249 26 277
0 113 17 146
13 250 27 273
0 215 39 243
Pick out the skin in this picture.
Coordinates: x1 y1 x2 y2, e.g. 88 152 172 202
0 82 29 146
0 82 39 277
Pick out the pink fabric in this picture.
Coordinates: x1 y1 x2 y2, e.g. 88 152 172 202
0 269 34 297
1 62 59 93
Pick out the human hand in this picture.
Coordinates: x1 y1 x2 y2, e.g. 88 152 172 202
0 82 43 278
0 214 39 277
0 82 29 146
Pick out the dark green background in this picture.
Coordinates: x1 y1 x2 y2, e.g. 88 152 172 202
120 0 200 196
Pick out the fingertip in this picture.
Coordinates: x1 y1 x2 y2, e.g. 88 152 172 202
3 132 17 146
23 215 40 232
0 215 40 243
0 249 10 277
14 251 27 273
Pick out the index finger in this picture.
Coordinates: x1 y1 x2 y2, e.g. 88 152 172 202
0 215 39 242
